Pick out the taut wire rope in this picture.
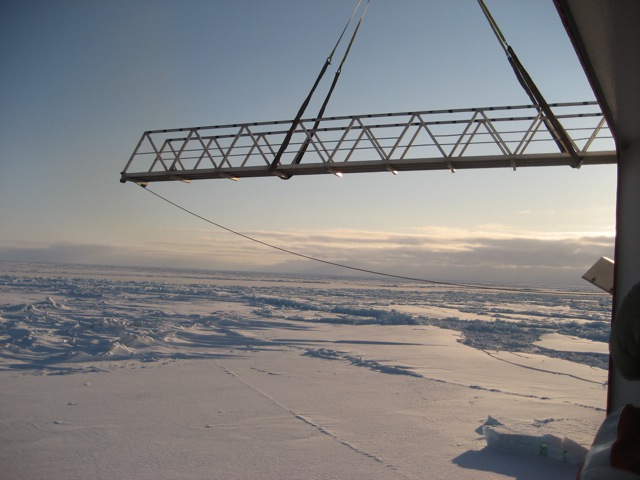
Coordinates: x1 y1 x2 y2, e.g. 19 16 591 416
477 0 581 166
292 0 372 167
139 185 604 297
269 0 369 176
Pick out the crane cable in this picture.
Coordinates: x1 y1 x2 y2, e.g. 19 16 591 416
477 0 582 167
139 184 604 297
269 0 370 177
291 0 372 168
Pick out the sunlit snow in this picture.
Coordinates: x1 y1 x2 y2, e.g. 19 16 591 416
0 262 611 479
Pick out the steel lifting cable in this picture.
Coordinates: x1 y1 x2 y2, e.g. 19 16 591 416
291 0 372 168
139 184 604 297
269 0 369 177
477 0 582 167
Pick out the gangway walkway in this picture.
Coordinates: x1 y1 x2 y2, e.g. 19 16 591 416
120 101 615 184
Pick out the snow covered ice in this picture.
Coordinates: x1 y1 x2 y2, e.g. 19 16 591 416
0 262 611 479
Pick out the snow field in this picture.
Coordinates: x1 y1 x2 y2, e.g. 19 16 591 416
0 262 610 479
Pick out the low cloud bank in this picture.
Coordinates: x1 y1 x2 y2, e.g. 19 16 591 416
0 228 614 285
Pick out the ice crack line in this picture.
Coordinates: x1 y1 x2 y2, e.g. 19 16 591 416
480 349 603 385
293 414 395 468
304 348 421 377
303 348 605 410
220 365 405 477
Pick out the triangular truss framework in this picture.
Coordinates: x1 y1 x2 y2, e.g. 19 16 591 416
121 101 615 183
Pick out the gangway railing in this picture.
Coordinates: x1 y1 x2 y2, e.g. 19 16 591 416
120 101 616 184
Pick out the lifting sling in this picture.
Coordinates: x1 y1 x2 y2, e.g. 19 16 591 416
269 0 370 177
477 0 581 167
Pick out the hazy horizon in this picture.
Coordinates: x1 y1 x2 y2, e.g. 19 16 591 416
0 256 612 290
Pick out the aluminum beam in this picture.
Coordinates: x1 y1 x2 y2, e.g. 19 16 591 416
121 102 615 184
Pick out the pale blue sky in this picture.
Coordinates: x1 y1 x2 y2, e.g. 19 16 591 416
0 0 616 285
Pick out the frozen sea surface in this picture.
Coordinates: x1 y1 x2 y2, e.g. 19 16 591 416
0 262 611 371
0 262 611 479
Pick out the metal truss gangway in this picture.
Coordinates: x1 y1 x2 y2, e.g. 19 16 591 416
120 101 615 184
